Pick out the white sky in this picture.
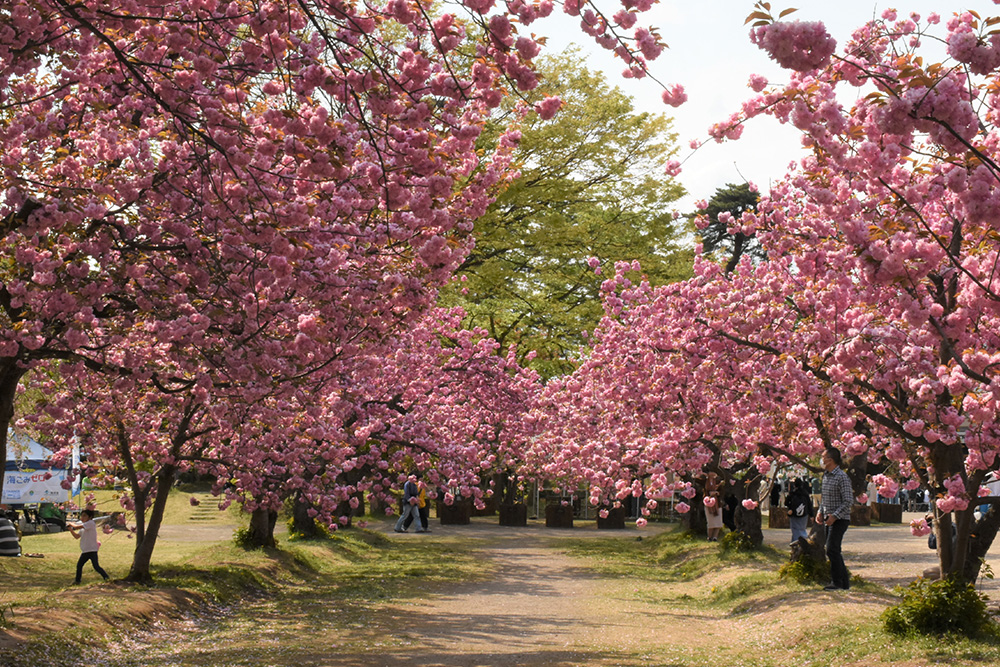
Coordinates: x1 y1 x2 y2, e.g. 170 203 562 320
535 0 975 214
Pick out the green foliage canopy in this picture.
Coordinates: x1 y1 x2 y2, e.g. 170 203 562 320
444 51 691 378
691 182 764 274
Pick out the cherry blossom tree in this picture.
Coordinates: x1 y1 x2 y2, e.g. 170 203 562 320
1 0 676 510
539 5 1000 581
531 7 1000 581
724 5 1000 583
211 307 540 547
526 259 821 542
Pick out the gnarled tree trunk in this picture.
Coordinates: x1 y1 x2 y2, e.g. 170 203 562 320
0 362 27 500
246 507 278 548
290 490 317 538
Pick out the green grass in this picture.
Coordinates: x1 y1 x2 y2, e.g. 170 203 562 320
565 527 785 585
6 513 1000 667
799 622 1000 667
564 526 1000 667
0 508 492 666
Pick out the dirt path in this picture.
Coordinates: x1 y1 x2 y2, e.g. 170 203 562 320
71 517 1000 667
328 522 904 667
370 539 616 667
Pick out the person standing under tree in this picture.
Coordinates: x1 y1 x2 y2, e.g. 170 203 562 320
785 478 813 544
68 509 110 584
703 472 723 542
817 448 853 591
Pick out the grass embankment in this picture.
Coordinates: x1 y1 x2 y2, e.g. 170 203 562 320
565 529 1000 667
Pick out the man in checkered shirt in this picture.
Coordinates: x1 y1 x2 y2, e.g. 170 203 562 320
817 447 853 590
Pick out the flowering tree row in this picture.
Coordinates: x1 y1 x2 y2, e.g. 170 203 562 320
532 6 1000 583
2 0 672 581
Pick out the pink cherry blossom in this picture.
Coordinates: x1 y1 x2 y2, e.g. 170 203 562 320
535 96 562 120
750 21 837 72
910 518 932 537
661 84 687 107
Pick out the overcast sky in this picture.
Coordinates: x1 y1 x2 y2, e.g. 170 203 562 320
535 1 975 214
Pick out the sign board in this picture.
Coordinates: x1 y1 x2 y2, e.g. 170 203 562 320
3 432 80 505
2 468 72 504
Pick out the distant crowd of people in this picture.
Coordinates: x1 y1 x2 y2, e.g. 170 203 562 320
766 474 934 514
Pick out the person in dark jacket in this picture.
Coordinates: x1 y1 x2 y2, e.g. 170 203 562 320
393 472 426 533
785 478 813 543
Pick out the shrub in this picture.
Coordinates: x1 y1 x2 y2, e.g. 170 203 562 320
779 554 830 585
232 526 272 550
286 517 332 541
720 530 756 553
882 575 996 638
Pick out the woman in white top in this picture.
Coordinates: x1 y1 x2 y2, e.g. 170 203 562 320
68 509 109 584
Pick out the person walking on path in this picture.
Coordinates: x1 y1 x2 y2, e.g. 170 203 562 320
68 509 110 584
394 472 426 533
403 477 431 532
785 478 813 544
817 448 853 590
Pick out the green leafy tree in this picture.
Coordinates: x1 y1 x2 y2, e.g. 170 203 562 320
691 182 764 274
445 51 690 378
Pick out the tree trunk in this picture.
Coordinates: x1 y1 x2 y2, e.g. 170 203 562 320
733 475 763 547
734 504 764 547
291 491 317 538
0 362 27 500
963 503 1000 583
335 499 354 528
682 497 707 535
845 453 869 499
247 507 277 548
126 463 176 584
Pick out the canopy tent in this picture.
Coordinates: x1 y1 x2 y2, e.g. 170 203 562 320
3 431 80 505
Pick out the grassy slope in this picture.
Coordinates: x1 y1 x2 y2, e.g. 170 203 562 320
563 529 1000 667
0 488 487 666
2 503 1000 667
